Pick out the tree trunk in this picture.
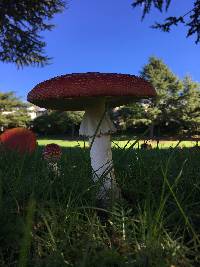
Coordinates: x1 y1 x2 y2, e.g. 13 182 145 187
149 123 154 139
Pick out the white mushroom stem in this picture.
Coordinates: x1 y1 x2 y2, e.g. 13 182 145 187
48 162 60 176
79 99 120 200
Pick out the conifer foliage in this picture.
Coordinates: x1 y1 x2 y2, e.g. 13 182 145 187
0 91 30 129
179 76 200 134
117 57 200 136
0 0 65 67
132 0 200 44
140 57 183 133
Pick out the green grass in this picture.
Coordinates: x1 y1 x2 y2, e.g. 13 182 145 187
38 139 87 148
0 143 200 266
38 138 197 149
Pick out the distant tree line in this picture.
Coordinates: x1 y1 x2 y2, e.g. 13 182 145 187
0 92 83 136
1 57 200 137
31 110 83 136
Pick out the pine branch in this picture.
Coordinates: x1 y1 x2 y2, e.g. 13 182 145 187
152 16 185 32
132 0 200 44
187 0 200 44
132 0 171 19
0 0 66 67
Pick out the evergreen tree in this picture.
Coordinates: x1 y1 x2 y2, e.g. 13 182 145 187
179 76 200 135
0 91 30 129
118 58 200 137
0 0 65 67
117 57 183 137
141 57 183 136
132 0 200 44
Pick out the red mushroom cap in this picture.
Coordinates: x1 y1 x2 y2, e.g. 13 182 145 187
43 143 62 162
27 72 156 110
0 128 37 154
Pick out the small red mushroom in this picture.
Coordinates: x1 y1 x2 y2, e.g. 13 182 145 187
43 143 62 162
43 143 62 175
0 127 37 154
27 72 156 202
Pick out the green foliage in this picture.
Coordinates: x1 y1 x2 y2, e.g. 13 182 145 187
117 57 184 136
132 0 200 43
18 196 36 267
112 104 149 133
32 110 83 135
132 0 171 19
179 76 200 134
117 57 200 136
0 91 26 109
0 91 30 129
140 56 183 132
0 0 66 67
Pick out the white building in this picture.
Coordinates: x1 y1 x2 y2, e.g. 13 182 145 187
26 105 46 120
1 105 46 120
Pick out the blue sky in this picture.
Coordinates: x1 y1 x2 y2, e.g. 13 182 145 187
0 0 199 100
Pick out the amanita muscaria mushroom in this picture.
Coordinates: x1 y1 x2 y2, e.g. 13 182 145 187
27 72 156 201
43 143 62 175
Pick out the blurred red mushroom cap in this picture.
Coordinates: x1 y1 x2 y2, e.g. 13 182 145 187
43 143 62 162
0 128 37 154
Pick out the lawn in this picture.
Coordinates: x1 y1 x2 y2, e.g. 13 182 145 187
37 138 198 149
0 143 200 266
